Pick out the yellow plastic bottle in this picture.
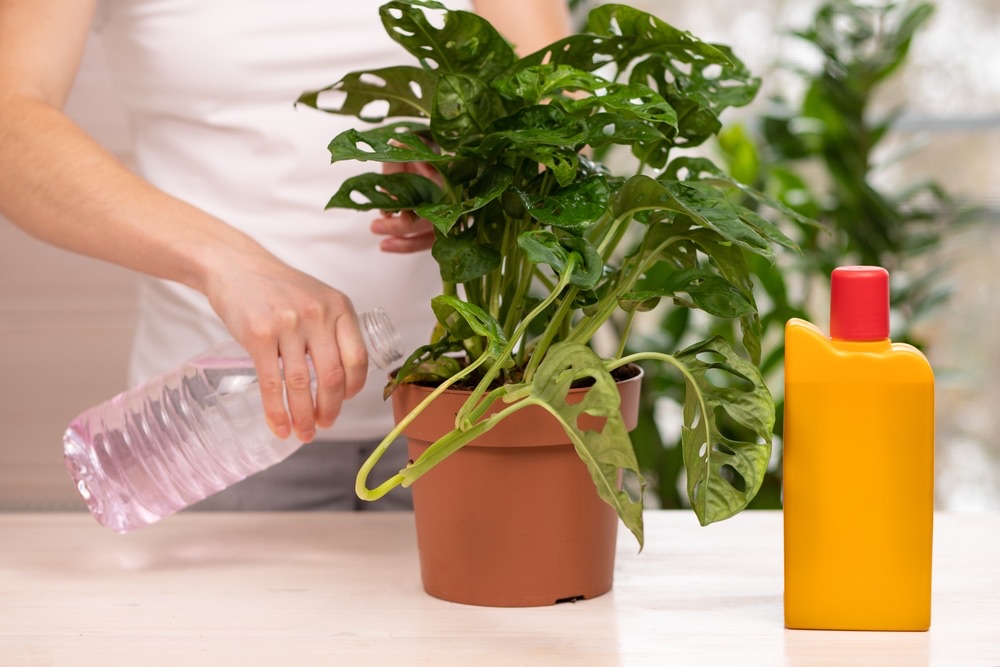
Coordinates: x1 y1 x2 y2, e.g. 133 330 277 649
783 266 934 631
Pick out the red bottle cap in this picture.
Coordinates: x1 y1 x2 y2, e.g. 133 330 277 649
829 266 889 341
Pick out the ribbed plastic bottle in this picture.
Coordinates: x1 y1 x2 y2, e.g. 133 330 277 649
63 308 402 534
783 266 934 631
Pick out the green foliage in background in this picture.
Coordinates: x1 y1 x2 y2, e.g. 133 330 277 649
630 0 978 510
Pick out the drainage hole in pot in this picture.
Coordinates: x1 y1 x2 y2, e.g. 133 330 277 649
555 595 585 604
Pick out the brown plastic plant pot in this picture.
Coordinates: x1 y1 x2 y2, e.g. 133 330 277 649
393 366 643 607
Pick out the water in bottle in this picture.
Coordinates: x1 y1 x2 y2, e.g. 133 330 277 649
63 308 402 533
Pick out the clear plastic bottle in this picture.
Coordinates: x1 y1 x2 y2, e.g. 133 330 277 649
63 308 402 533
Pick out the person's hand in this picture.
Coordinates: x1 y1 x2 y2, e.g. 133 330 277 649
370 161 437 253
204 250 368 443
371 209 435 253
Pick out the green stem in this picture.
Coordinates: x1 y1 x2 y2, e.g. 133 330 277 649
523 284 579 383
568 235 680 344
503 254 534 337
462 383 526 426
399 398 537 487
606 351 706 445
595 212 630 258
616 309 637 360
455 255 578 428
488 267 501 320
585 209 615 249
355 353 492 500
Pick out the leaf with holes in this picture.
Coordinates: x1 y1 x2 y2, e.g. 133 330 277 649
674 336 773 526
629 43 759 117
495 64 609 106
558 82 678 130
326 172 442 211
327 123 445 164
584 112 669 148
526 342 645 547
297 66 438 121
379 0 516 79
586 4 735 72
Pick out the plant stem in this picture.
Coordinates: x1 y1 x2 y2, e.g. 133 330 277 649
355 353 492 501
399 398 537 487
616 309 637 360
595 212 630 258
455 255 578 428
508 256 536 364
522 283 579 383
568 234 680 344
585 209 615 249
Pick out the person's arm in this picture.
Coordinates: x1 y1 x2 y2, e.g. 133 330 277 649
0 0 366 443
371 0 572 253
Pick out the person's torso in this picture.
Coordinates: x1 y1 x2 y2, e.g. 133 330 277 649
96 0 471 438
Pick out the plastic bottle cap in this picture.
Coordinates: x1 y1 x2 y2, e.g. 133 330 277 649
829 266 889 341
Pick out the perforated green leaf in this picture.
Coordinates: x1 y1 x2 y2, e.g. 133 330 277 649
675 337 773 526
379 0 516 79
297 66 438 120
326 172 442 211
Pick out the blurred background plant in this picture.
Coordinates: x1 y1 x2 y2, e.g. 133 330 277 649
619 0 986 510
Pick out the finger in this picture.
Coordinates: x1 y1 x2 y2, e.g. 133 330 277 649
307 314 369 429
381 160 405 176
371 211 434 236
371 211 435 238
278 343 317 442
335 315 369 399
248 344 292 440
306 333 348 430
372 210 435 253
379 234 435 253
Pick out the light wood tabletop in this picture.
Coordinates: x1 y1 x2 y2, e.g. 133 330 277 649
0 510 997 666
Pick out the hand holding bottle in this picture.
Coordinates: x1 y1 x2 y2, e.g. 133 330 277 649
64 307 401 533
201 245 370 443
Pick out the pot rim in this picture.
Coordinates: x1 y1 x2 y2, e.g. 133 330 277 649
388 362 644 398
390 363 645 447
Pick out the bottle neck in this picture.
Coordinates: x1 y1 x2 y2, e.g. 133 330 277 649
359 308 403 371
829 337 892 353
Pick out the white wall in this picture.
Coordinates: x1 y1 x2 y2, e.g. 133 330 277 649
0 36 137 509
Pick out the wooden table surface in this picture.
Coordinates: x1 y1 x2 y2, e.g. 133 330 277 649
1 511 997 666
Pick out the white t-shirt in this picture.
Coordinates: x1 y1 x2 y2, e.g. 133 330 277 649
95 1 471 439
